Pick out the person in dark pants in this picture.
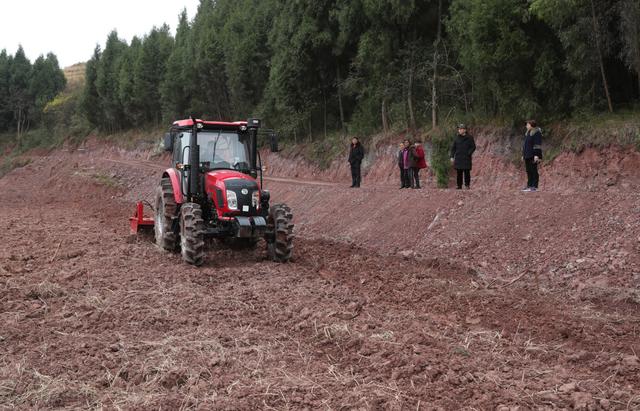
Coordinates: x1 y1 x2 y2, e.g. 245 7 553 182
522 120 543 192
450 124 476 189
348 137 365 188
400 139 416 188
397 141 405 188
413 140 427 189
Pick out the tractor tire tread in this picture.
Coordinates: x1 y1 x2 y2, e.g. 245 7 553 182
155 178 178 251
180 202 205 266
266 203 294 263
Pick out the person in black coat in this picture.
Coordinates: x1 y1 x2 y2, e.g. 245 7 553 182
348 137 365 188
397 141 405 188
449 124 476 189
522 120 543 192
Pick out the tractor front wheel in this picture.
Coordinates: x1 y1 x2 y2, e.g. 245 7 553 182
180 202 205 266
266 204 294 262
155 178 177 251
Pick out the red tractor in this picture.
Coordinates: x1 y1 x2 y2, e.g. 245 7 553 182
133 118 293 266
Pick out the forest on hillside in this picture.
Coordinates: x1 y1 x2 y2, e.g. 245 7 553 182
80 0 640 139
0 48 66 139
2 0 640 146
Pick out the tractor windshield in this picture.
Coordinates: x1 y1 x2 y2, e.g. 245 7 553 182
183 131 251 171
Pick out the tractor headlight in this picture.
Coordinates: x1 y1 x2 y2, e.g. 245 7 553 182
252 190 260 209
226 190 238 210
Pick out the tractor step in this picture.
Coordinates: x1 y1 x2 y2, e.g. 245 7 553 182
130 201 154 233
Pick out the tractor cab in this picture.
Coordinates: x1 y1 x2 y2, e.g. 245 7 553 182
166 122 255 176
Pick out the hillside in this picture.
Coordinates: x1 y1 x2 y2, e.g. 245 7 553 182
63 62 86 90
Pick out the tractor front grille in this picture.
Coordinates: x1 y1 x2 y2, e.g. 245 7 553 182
224 178 259 216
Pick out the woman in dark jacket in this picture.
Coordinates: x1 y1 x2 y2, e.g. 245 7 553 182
348 137 365 188
449 124 476 189
522 120 543 192
397 142 405 188
412 140 427 189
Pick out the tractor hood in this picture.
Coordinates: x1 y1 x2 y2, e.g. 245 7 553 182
204 170 261 216
204 169 258 190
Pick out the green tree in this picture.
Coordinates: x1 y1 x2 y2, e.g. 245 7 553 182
118 37 142 127
449 0 566 119
29 53 66 124
8 46 33 139
218 0 275 118
531 0 618 112
96 31 127 132
161 9 192 121
133 25 174 124
0 50 12 131
81 46 103 129
619 0 640 97
190 0 230 119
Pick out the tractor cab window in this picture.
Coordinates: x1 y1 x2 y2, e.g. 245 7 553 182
180 131 251 171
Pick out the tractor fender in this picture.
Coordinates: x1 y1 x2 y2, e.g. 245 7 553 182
163 168 184 204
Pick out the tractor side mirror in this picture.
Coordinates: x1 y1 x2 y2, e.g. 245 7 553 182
269 132 279 152
163 133 173 152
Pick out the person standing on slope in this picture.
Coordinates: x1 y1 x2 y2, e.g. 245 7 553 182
397 141 406 189
412 140 427 189
450 124 476 190
348 137 365 188
522 120 543 192
401 138 416 188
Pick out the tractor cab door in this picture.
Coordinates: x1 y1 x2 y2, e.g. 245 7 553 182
171 132 191 197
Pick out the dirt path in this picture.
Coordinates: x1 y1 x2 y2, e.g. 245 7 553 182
0 149 639 409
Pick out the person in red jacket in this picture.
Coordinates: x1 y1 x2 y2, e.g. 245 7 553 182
412 140 428 189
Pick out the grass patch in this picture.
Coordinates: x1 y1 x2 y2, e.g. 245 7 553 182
95 127 165 151
0 155 31 178
280 131 350 170
91 173 121 188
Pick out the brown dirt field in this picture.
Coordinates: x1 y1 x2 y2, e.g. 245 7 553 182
0 146 639 409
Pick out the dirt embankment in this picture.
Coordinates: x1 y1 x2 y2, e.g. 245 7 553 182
0 144 639 409
261 129 640 192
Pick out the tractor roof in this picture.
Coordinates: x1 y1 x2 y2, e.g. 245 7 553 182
172 119 248 129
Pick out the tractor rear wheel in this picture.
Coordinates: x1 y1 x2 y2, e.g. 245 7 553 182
154 178 177 250
180 202 205 266
266 204 294 262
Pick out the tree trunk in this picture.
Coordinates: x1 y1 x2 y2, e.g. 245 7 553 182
407 63 416 130
381 98 389 134
431 57 438 129
336 65 346 134
590 0 613 112
323 89 327 140
432 0 443 128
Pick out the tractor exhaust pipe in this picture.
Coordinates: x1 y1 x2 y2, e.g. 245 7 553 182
188 116 201 201
247 118 261 176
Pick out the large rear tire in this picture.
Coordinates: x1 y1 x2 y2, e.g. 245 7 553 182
266 204 294 262
154 178 177 251
180 202 205 266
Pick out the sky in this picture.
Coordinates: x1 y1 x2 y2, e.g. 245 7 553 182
0 0 200 68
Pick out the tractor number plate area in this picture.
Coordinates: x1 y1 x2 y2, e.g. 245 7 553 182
235 216 266 238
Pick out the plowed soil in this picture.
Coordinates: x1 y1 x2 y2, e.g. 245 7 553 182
1 146 639 410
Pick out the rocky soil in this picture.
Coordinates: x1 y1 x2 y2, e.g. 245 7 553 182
0 143 639 409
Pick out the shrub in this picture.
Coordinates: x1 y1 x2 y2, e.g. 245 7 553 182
429 127 453 188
